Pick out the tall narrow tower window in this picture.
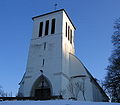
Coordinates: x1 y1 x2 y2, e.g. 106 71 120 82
45 20 49 35
66 22 67 37
42 59 45 66
44 42 46 50
39 22 43 37
51 18 56 34
70 29 72 44
68 26 70 40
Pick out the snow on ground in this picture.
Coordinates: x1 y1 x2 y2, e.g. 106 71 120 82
0 100 120 105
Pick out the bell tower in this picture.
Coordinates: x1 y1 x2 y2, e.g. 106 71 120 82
18 9 76 98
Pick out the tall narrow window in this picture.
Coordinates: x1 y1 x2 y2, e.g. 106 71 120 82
66 22 67 37
42 59 45 66
45 20 49 35
68 26 70 40
70 29 72 44
39 22 43 37
51 18 56 34
44 42 46 50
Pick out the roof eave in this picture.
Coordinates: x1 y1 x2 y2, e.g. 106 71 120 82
32 9 76 30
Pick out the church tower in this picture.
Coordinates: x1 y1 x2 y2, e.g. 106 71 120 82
18 9 109 101
18 9 76 98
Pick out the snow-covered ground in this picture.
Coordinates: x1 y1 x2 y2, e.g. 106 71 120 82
0 100 119 105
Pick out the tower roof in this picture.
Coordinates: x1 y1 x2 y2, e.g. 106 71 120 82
32 9 76 30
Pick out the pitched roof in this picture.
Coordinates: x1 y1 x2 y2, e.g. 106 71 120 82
32 9 76 30
69 53 109 101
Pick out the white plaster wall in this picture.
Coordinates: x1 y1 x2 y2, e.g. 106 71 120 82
18 9 106 102
69 54 88 77
24 36 62 96
92 81 108 102
19 11 65 97
32 11 63 39
60 11 76 99
62 11 75 55
68 54 93 101
68 77 93 101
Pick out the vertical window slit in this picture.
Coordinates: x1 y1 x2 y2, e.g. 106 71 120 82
51 18 56 34
45 20 49 35
42 59 45 66
66 22 67 37
44 42 46 50
70 29 72 44
39 22 43 37
68 26 70 40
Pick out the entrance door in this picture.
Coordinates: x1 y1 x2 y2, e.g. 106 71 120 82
31 75 52 98
35 88 51 99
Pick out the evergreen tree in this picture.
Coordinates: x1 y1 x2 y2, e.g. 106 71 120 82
104 18 120 102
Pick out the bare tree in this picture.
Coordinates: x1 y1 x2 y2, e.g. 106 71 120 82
67 78 86 100
0 86 5 97
68 82 77 100
58 89 66 99
80 78 86 101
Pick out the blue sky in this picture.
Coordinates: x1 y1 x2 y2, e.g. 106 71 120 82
0 0 120 96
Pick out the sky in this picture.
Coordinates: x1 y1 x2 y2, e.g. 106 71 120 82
0 0 120 96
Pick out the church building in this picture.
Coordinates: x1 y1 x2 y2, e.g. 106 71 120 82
18 9 109 101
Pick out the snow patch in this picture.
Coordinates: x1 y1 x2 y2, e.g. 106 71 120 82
0 100 119 105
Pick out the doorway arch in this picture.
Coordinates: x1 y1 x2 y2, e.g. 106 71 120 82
31 75 52 99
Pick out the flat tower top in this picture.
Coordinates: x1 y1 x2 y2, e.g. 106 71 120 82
32 9 76 30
